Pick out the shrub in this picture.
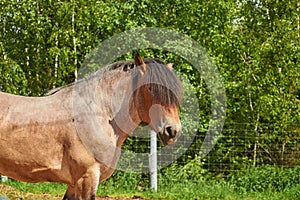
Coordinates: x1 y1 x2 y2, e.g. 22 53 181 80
228 165 300 192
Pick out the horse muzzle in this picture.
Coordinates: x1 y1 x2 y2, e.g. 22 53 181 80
158 125 181 146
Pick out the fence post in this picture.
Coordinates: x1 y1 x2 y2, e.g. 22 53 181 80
1 176 8 183
149 129 157 191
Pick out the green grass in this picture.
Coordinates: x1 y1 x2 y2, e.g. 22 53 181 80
1 180 66 195
1 166 300 199
141 179 300 200
2 178 300 200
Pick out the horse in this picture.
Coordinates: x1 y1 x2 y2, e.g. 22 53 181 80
0 54 183 200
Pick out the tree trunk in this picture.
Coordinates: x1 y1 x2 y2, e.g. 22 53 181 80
72 2 78 82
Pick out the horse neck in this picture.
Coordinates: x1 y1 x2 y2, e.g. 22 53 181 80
95 71 142 147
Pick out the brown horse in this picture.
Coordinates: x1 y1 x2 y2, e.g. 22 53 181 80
0 54 182 200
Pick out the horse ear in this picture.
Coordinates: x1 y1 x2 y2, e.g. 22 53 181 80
166 63 173 70
134 53 146 74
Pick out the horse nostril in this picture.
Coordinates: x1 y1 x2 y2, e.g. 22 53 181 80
166 126 176 138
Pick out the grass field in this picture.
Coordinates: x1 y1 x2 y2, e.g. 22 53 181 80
1 166 300 200
1 177 300 200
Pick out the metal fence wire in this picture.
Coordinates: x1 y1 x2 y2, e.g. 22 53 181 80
1 123 299 186
119 123 300 174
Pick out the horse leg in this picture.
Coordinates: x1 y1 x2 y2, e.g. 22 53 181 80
63 179 98 200
62 185 96 200
63 185 76 200
63 164 100 200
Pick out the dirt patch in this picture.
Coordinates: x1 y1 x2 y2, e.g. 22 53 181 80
0 185 60 200
96 196 146 200
97 195 147 200
0 185 148 200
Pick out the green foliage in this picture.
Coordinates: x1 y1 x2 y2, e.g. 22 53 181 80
2 166 300 199
0 59 28 95
229 165 300 193
98 171 147 194
1 0 300 176
161 156 208 182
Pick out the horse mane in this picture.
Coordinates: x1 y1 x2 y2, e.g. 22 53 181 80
135 59 183 106
46 58 183 107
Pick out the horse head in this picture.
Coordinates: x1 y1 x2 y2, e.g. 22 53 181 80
133 54 183 146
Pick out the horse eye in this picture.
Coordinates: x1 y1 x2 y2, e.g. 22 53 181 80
123 66 128 72
123 64 135 72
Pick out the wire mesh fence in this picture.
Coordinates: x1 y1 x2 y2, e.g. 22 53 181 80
119 123 300 174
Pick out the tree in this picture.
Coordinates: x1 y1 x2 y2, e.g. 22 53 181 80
1 0 299 170
210 0 300 168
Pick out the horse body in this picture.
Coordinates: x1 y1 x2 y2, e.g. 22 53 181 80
0 84 123 199
0 55 182 200
0 91 93 182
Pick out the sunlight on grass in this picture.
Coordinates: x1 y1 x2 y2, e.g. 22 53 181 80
0 180 65 200
0 184 61 200
1 167 300 200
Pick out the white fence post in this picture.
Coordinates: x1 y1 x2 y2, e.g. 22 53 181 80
1 175 8 183
149 129 157 191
